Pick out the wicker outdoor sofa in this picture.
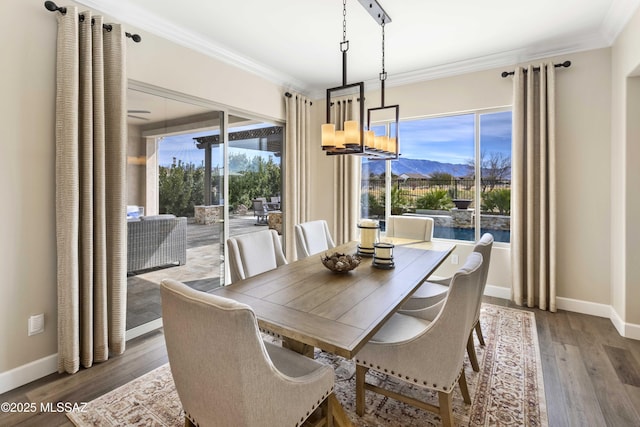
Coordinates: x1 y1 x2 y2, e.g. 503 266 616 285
127 214 187 273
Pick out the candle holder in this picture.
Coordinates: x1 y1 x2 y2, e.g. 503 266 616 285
373 242 395 269
357 220 380 257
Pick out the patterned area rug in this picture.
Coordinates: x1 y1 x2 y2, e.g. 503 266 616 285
68 304 547 426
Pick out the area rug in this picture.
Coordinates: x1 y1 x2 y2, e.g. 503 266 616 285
68 304 548 426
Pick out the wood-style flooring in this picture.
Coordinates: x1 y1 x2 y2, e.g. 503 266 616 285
1 297 639 427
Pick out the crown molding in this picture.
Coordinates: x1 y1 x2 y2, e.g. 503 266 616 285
73 0 311 95
307 31 611 99
77 0 638 101
601 0 640 44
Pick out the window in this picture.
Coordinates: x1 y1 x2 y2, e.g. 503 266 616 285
361 109 512 243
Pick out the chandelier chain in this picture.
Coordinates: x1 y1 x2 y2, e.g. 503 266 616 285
342 0 347 43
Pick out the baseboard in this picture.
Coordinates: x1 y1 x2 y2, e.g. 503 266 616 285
483 291 640 340
126 318 163 341
1 321 164 395
610 307 640 340
555 296 611 318
484 284 511 300
0 353 57 395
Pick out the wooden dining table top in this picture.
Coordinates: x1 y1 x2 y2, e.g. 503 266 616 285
211 238 455 359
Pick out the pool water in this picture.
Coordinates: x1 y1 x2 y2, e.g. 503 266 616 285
434 226 510 243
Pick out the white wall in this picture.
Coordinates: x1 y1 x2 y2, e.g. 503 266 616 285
311 48 613 306
0 0 287 388
611 6 640 327
1 0 636 395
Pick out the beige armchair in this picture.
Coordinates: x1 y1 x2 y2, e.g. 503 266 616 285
294 220 336 260
355 253 484 426
385 215 434 241
160 279 336 427
226 229 287 283
400 232 494 371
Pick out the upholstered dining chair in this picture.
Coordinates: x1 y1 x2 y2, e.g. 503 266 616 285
355 253 484 426
385 215 434 241
161 279 336 427
226 229 287 283
401 232 494 371
294 220 336 260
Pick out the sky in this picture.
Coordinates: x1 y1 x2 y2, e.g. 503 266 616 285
396 111 512 164
158 123 279 168
158 111 512 168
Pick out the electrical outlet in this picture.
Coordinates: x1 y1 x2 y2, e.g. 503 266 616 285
28 314 45 336
451 254 459 265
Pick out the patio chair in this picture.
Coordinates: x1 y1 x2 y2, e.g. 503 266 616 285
252 199 268 225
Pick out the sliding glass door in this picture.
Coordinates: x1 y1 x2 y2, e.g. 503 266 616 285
125 83 285 336
126 84 228 335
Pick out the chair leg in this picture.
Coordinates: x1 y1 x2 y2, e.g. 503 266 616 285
438 391 454 427
458 369 471 404
475 321 485 346
326 395 334 427
356 365 369 417
467 333 480 372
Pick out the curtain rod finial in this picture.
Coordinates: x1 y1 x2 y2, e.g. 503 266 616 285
44 1 66 14
126 32 142 43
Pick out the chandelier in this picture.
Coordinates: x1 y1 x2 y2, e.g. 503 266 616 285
321 0 398 159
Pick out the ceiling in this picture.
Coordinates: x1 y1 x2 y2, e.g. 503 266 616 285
80 0 639 97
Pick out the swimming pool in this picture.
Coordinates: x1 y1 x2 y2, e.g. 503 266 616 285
433 226 510 243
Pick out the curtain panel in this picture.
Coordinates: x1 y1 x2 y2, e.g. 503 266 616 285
284 92 311 260
511 63 557 312
331 97 360 245
55 8 127 374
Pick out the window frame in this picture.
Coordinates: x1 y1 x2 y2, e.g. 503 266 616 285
364 106 512 246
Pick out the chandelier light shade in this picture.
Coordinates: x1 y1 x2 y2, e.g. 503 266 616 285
322 0 398 159
323 81 366 155
366 16 399 160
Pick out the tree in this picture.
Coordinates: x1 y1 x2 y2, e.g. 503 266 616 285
228 154 281 210
159 160 203 217
468 151 511 191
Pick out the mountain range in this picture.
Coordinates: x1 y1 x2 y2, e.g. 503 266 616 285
363 158 472 178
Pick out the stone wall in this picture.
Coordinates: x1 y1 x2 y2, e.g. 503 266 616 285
412 209 510 231
194 205 223 225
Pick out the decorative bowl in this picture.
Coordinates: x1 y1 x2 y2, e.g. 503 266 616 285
321 252 361 273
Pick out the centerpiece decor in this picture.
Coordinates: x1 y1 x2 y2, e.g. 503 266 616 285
357 219 380 257
321 252 361 273
373 242 395 269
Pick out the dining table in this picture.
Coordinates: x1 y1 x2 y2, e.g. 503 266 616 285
211 237 455 425
212 238 455 358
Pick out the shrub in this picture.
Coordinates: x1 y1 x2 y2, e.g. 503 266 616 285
416 189 453 210
481 189 511 215
390 184 411 215
361 192 384 217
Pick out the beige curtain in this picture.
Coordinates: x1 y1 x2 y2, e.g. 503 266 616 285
332 98 360 244
284 92 311 260
511 63 557 312
56 8 127 374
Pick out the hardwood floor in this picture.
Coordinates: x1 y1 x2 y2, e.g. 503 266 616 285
1 297 639 426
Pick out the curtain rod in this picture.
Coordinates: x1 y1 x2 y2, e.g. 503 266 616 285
501 60 570 78
44 1 142 42
284 92 313 105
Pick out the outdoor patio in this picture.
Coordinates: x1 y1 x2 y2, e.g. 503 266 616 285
126 213 266 330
